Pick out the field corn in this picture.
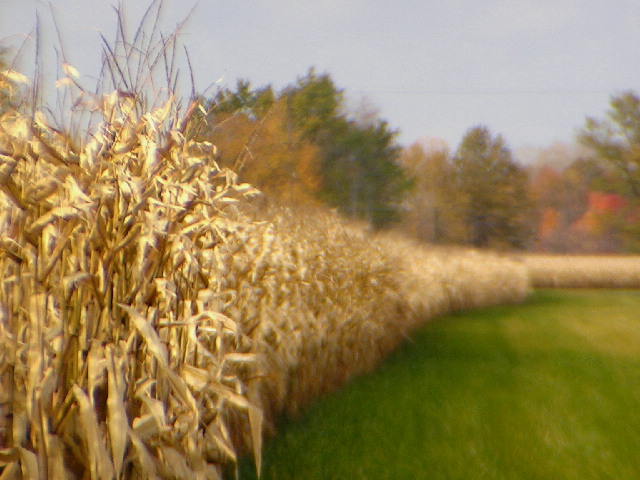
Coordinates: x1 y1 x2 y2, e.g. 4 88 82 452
0 71 531 479
519 254 640 288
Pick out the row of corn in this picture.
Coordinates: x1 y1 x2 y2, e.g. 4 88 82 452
0 88 530 479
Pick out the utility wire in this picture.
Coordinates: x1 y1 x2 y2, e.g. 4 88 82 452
355 89 614 96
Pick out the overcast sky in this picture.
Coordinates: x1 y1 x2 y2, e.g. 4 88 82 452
2 0 639 155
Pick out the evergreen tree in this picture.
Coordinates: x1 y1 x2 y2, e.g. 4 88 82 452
285 68 344 141
453 126 533 248
283 69 411 227
320 118 411 227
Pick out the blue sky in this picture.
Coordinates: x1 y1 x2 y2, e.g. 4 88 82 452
2 0 639 155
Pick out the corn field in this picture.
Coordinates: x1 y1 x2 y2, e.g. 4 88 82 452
0 60 537 478
519 254 640 288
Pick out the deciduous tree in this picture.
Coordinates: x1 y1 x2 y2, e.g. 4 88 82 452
195 81 322 204
580 91 640 199
399 142 463 243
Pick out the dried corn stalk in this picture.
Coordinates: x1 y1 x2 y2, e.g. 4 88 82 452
0 47 532 480
0 86 264 479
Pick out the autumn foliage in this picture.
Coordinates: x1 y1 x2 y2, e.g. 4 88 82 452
194 72 411 227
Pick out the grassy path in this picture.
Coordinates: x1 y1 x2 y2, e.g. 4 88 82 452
239 290 640 480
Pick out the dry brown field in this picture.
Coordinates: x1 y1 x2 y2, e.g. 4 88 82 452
6 56 636 478
518 254 640 289
0 80 530 478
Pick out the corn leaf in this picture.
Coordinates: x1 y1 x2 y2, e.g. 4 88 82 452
120 304 168 368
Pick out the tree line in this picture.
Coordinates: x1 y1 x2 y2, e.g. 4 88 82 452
189 70 411 228
3 53 640 252
191 72 640 253
190 70 535 246
401 91 640 253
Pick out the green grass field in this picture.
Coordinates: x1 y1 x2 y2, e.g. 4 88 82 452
239 289 640 480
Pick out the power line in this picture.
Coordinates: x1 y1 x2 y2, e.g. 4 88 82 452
355 89 614 96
